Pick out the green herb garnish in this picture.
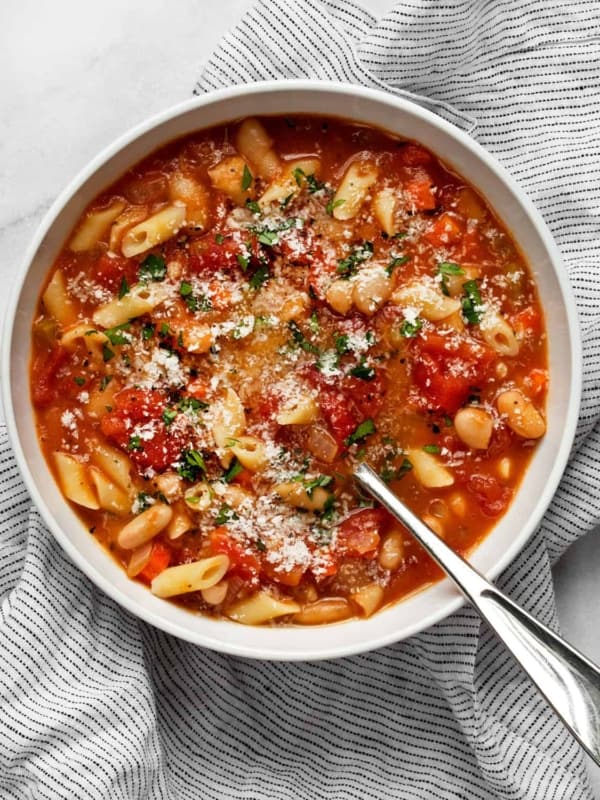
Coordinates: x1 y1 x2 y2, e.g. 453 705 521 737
102 344 115 362
177 449 207 481
438 262 464 296
246 199 261 215
73 376 86 386
241 164 253 191
326 197 345 216
162 408 177 427
127 435 142 451
249 264 270 290
178 396 209 413
345 418 376 446
288 320 319 354
99 375 113 392
139 253 166 282
142 323 155 340
215 503 238 525
386 254 410 276
104 323 131 346
380 457 413 483
422 444 441 454
462 279 483 324
223 458 243 484
118 276 130 299
349 361 375 381
337 241 373 277
399 318 423 338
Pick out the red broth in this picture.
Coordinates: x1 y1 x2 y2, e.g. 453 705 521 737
30 115 547 626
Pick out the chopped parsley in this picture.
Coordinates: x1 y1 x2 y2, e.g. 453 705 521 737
99 375 113 391
118 276 130 299
291 474 333 497
73 376 86 386
345 418 376 446
134 492 153 512
142 323 155 340
215 503 238 525
326 197 345 216
102 344 115 362
237 252 250 271
177 449 207 481
246 199 261 215
255 538 267 552
309 311 320 334
241 163 253 191
139 253 166 282
178 396 209 413
292 167 325 194
399 318 423 338
288 320 320 354
159 322 171 337
223 458 243 483
438 262 464 296
127 435 142 451
104 322 131 346
422 444 441 454
180 281 211 312
334 333 350 355
337 241 373 278
386 254 410 277
349 360 375 381
462 279 484 324
380 457 413 483
162 408 177 427
249 264 270 290
215 233 225 244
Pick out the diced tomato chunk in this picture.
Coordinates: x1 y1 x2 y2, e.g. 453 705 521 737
185 378 209 400
404 169 437 211
210 529 261 582
524 368 549 399
336 509 389 557
424 212 464 247
138 540 172 583
512 306 542 337
467 474 512 517
31 346 68 408
95 253 138 291
319 389 359 447
188 237 242 274
262 561 305 587
398 144 433 167
412 331 494 414
346 370 387 418
100 388 185 472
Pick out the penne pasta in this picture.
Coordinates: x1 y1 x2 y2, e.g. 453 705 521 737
121 202 186 257
89 466 131 515
227 591 300 625
42 270 77 327
92 281 170 328
331 160 378 220
151 555 229 598
69 199 126 252
235 117 281 180
53 452 99 509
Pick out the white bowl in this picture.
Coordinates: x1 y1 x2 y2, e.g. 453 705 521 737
1 81 581 660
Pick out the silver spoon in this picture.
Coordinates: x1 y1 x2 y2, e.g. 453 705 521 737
354 463 600 766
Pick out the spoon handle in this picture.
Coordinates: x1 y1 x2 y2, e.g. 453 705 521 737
355 463 600 765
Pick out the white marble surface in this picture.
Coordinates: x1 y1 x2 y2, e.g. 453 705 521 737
1 0 598 793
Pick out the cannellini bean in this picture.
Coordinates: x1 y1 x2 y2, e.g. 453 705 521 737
326 278 354 315
331 160 379 220
407 449 454 488
352 266 392 315
117 504 173 549
127 542 153 578
373 187 398 236
448 492 467 517
378 529 405 570
496 389 546 439
454 406 494 450
274 483 330 512
422 514 444 537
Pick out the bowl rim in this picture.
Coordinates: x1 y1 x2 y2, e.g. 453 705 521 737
1 79 583 660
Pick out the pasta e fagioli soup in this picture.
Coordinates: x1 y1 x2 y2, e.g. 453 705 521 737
30 115 547 627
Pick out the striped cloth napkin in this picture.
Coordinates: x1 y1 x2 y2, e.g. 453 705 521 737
2 1 600 797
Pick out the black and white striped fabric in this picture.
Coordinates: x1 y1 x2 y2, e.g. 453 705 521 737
2 1 600 797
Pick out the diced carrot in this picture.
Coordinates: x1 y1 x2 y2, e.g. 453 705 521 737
524 368 549 399
404 172 437 211
512 306 542 337
423 212 464 247
138 540 172 583
186 377 208 399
